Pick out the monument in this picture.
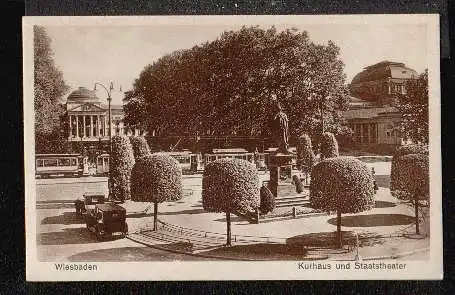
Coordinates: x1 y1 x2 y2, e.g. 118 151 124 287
268 96 295 198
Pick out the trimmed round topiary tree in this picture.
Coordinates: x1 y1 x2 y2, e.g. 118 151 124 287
131 153 183 230
297 133 315 173
110 135 135 202
390 144 428 199
391 153 429 235
310 157 375 248
292 175 304 194
129 136 151 161
202 158 259 246
259 185 275 215
320 132 339 160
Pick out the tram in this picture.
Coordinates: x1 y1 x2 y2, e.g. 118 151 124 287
160 151 204 174
204 148 255 165
95 153 110 176
35 154 82 178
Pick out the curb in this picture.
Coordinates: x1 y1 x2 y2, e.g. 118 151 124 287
128 231 429 262
128 233 329 261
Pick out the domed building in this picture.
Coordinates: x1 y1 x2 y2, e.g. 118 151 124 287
65 87 145 153
343 61 418 148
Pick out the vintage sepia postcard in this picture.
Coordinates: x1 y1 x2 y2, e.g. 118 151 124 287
24 15 442 281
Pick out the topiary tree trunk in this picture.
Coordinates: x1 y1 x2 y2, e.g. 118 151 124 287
414 195 420 235
154 201 159 231
226 211 232 246
336 209 342 248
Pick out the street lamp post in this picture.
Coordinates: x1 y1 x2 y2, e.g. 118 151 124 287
94 81 114 201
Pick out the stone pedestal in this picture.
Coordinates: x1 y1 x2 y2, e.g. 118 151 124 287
268 151 295 199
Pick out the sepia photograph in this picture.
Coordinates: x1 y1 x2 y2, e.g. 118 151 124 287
23 15 441 281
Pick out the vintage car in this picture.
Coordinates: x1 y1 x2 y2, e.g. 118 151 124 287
85 203 128 240
75 193 105 216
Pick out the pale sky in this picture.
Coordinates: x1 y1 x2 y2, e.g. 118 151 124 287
45 20 428 105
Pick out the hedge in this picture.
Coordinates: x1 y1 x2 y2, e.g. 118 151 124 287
390 153 429 201
129 136 151 161
297 133 315 172
390 144 428 199
130 153 183 203
259 185 275 214
320 132 339 160
292 175 304 194
110 135 135 202
310 156 375 214
202 158 259 213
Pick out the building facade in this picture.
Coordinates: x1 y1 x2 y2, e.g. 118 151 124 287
349 61 418 104
65 87 144 153
344 61 418 147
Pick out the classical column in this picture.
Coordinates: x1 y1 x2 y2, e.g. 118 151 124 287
89 115 93 137
96 115 101 137
367 124 371 144
69 115 72 139
83 115 86 138
104 115 108 138
76 116 79 138
360 124 364 144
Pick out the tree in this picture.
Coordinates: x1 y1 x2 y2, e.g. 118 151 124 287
202 158 259 246
124 26 350 144
320 132 339 160
397 70 429 144
110 135 135 202
296 133 315 173
391 153 429 235
310 157 375 248
131 153 183 230
259 184 275 214
129 136 151 161
34 26 69 153
390 144 428 200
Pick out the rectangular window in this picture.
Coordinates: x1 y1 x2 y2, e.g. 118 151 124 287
43 159 58 167
36 159 44 167
58 158 71 166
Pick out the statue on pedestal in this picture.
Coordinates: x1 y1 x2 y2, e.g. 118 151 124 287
271 96 289 153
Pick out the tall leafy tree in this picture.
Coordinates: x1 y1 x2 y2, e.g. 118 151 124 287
397 70 429 144
124 26 350 144
34 26 69 153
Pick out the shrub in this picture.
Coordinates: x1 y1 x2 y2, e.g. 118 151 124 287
320 132 339 160
202 158 259 245
390 144 428 199
390 153 429 235
110 135 135 202
129 136 151 161
292 175 304 194
131 153 183 230
310 156 375 247
297 133 315 172
259 185 275 214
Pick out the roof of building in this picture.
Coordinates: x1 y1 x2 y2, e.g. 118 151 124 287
67 87 99 103
351 61 418 84
343 107 399 120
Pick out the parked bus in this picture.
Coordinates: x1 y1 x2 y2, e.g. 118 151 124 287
35 154 82 178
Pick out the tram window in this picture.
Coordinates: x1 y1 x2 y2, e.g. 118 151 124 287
36 159 44 167
43 159 58 167
71 158 77 166
58 158 71 166
97 158 103 165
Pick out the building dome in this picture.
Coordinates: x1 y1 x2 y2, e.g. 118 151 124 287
351 61 418 85
67 87 99 103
